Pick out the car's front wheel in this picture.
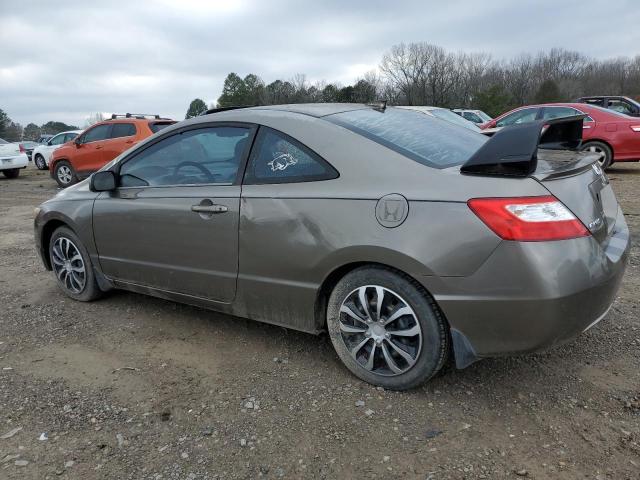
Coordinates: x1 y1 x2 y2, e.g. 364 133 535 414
53 161 77 188
34 154 47 170
2 169 20 179
327 266 450 390
49 226 102 302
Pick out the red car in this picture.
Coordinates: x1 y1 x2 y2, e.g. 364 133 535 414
480 103 640 168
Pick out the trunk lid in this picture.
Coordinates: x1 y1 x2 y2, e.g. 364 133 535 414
532 149 617 243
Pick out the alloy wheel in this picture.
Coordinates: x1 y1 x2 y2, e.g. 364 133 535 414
338 285 422 376
585 145 607 166
57 165 73 185
35 155 45 170
51 237 86 294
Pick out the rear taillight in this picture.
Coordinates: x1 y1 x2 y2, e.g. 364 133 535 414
468 196 589 241
630 125 640 132
18 143 25 153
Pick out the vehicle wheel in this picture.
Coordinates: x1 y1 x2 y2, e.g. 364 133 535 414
49 226 102 302
581 141 613 169
2 169 20 179
34 154 47 170
53 161 77 188
326 266 450 390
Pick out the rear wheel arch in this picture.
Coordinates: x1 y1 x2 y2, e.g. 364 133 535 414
582 139 614 165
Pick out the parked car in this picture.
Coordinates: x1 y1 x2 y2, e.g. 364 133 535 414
32 130 83 170
16 140 40 162
453 109 493 125
396 106 481 131
0 137 28 178
34 104 629 390
49 114 175 187
577 95 640 117
480 103 640 168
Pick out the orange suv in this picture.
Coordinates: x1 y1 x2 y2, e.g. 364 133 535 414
50 114 175 188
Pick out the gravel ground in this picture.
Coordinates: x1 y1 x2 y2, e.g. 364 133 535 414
0 165 639 480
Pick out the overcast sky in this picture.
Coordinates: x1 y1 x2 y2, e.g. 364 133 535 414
1 0 639 127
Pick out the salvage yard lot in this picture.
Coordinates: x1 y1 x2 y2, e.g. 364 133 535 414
1 167 639 479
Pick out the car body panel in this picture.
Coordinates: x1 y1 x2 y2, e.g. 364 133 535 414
34 104 630 367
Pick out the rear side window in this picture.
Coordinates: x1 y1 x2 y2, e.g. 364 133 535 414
244 127 338 184
149 121 175 133
111 123 136 139
82 124 111 143
326 108 487 168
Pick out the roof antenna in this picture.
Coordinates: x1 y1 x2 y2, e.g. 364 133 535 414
367 100 387 112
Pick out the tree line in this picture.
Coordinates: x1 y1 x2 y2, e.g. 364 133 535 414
186 43 640 118
0 108 79 142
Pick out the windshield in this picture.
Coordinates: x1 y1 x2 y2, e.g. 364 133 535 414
476 111 492 122
430 109 481 131
326 107 488 168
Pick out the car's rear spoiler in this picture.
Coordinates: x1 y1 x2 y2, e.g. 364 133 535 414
460 114 586 177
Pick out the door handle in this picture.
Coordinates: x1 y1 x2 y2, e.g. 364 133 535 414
191 204 228 214
95 145 103 149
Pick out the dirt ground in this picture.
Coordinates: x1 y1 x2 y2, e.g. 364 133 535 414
0 164 638 480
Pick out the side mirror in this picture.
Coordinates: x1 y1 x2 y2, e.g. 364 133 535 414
74 137 82 147
90 171 117 192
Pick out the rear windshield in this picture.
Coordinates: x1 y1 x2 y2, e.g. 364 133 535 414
149 121 176 133
326 108 487 168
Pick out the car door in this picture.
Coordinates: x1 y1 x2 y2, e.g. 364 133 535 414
92 123 255 303
74 124 111 173
43 132 67 161
101 122 137 164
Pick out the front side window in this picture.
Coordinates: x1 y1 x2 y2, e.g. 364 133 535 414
327 108 487 168
119 126 250 187
49 133 67 146
496 108 539 127
110 123 136 139
64 133 79 142
82 124 111 143
244 127 338 184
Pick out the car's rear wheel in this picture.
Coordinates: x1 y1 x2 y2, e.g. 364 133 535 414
54 161 77 188
581 141 613 169
49 226 102 302
327 266 449 390
34 154 47 170
2 169 20 179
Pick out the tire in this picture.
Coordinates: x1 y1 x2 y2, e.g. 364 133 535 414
53 160 77 188
49 226 103 302
34 154 47 170
327 266 450 390
581 141 613 169
2 169 20 179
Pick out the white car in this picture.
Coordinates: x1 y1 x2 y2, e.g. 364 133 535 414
0 138 28 178
396 106 482 132
32 130 82 170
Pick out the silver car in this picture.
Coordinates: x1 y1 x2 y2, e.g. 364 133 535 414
34 104 629 390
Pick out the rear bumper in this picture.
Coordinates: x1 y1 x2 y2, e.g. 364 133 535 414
0 153 28 170
431 207 630 365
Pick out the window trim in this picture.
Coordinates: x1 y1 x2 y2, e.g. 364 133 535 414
241 126 339 185
111 121 258 190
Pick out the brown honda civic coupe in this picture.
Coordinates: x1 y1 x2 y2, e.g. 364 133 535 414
34 103 629 390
